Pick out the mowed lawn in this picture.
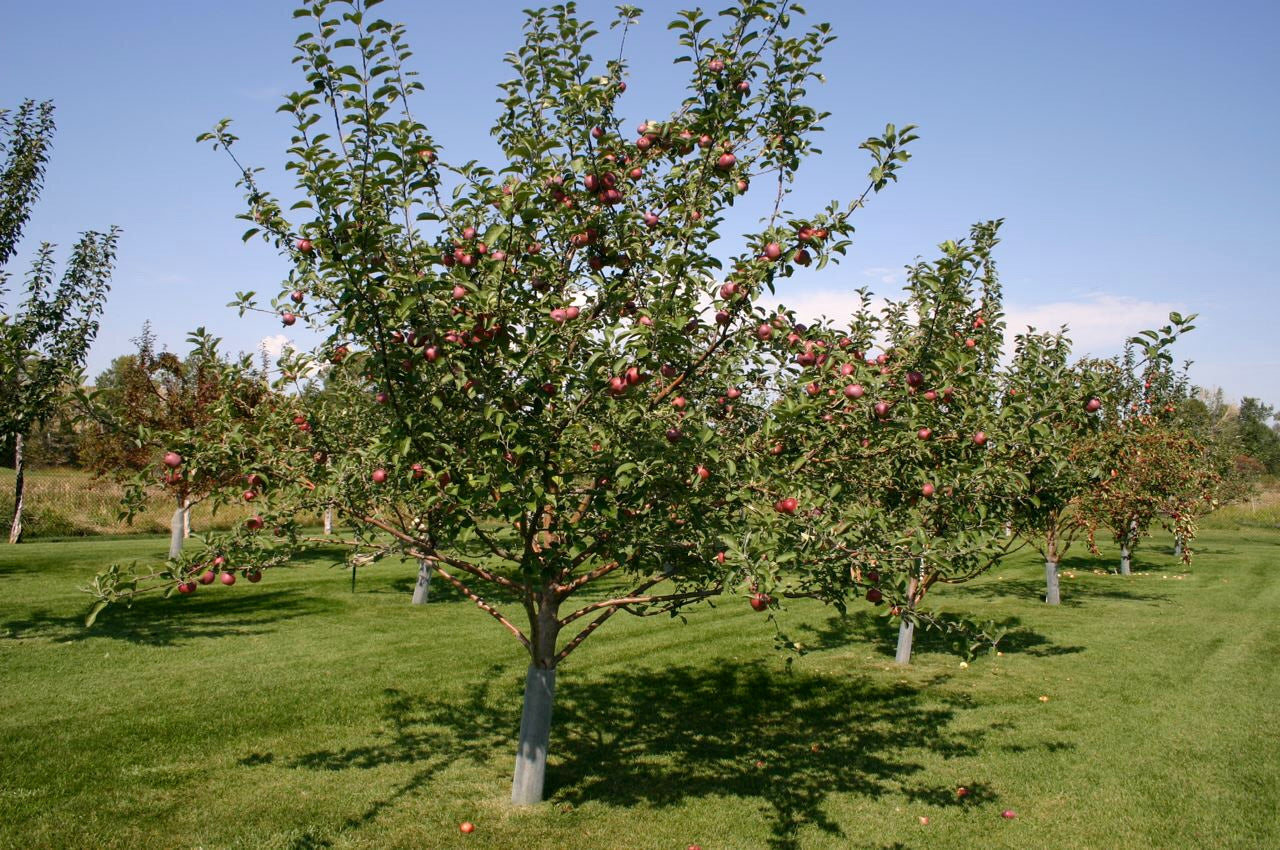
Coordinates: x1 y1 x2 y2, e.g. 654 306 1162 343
1 529 1278 850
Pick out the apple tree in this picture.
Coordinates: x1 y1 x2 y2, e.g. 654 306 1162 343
1001 332 1109 604
726 220 1031 665
1 99 117 543
1071 314 1205 572
85 0 923 805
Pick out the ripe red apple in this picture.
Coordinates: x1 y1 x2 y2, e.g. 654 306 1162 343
921 482 936 498
774 497 798 515
973 431 987 446
565 306 580 320
727 387 742 400
843 384 864 399
866 570 880 583
459 821 475 834
371 468 389 484
198 570 216 585
923 389 938 402
220 572 236 586
247 570 262 583
736 81 751 94
291 289 305 303
1085 397 1102 412
866 587 883 604
163 451 183 468
672 396 687 410
873 401 890 418
794 248 811 266
281 312 296 327
295 238 313 254
708 58 725 72
242 490 256 503
643 211 660 227
452 285 467 300
177 581 196 594
665 428 683 443
957 786 970 798
424 345 441 363
749 593 771 612
375 391 389 405
550 308 568 324
716 152 736 170
246 516 264 531
905 370 924 388
965 337 976 348
695 465 710 481
763 242 782 261
756 323 773 341
917 427 932 441
1001 810 1017 819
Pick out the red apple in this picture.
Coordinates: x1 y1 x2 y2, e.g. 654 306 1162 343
281 312 296 327
372 468 389 484
177 581 196 594
643 211 660 227
1001 810 1017 820
921 482 936 498
296 238 313 254
973 431 987 446
459 821 475 834
917 427 932 441
163 451 183 468
749 593 771 612
716 152 737 170
843 384 864 399
774 497 798 515
242 490 256 502
763 242 782 261
290 289 305 303
866 587 883 604
247 570 262 583
695 465 710 481
873 401 890 418
198 570 216 585
375 391 389 405
246 516 264 531
905 370 924 388
220 572 236 586
665 428 683 443
1085 397 1102 412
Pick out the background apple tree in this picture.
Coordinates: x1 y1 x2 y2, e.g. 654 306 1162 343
86 0 929 805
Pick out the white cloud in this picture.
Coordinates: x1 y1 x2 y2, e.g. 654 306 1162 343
258 334 295 363
1004 294 1180 356
861 266 902 286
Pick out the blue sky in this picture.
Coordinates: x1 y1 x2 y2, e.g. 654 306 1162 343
3 0 1277 408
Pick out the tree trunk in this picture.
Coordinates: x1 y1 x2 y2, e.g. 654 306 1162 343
168 498 185 560
323 506 334 535
894 570 920 665
894 617 915 665
8 433 25 544
1173 536 1183 558
1044 561 1061 605
411 559 433 605
511 597 561 805
1119 543 1131 575
182 498 192 539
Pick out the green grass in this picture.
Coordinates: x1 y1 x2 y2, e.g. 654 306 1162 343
2 530 1278 849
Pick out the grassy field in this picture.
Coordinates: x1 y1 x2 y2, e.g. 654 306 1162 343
0 468 324 539
1 529 1277 849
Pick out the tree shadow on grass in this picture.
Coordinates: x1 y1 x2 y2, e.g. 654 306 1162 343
0 589 341 647
267 662 1017 850
953 567 1173 608
798 611 1084 661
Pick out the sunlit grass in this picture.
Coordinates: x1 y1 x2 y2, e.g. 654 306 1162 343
1 528 1276 849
